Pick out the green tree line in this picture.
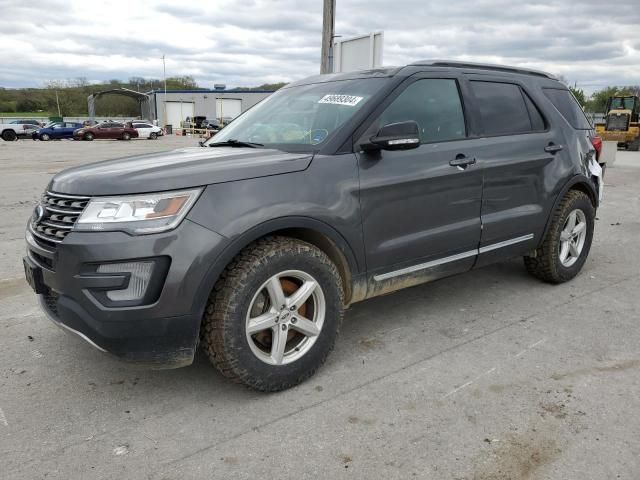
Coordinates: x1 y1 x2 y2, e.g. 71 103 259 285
0 76 286 117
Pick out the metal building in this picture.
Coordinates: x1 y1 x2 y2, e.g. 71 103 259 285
147 89 274 127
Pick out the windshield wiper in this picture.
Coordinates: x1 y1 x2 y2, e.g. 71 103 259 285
208 139 263 148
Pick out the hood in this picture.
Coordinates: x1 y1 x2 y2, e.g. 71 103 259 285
49 147 313 196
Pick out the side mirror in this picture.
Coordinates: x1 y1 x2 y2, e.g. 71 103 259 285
365 121 421 151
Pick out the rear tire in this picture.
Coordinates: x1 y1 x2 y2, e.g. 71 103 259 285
2 130 17 141
122 132 131 140
200 236 344 391
524 190 595 283
628 138 640 151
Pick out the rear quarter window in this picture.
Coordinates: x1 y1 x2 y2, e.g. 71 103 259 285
543 88 592 130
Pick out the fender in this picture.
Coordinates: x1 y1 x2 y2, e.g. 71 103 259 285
190 216 362 321
538 174 598 247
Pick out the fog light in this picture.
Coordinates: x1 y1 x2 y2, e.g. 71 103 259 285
97 261 154 301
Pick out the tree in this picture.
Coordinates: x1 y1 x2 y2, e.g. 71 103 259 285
0 100 16 113
587 86 630 113
569 86 586 108
234 82 287 91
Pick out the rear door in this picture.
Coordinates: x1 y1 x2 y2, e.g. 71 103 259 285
357 74 483 283
466 77 568 266
110 123 125 139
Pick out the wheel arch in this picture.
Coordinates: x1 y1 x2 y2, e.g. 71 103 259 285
191 217 362 322
539 174 598 247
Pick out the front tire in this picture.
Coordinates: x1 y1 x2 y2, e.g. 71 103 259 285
524 190 595 283
149 132 158 140
84 133 94 141
200 237 344 391
40 133 50 141
122 132 131 140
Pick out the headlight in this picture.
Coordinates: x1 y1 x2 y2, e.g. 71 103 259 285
76 129 85 134
75 188 202 234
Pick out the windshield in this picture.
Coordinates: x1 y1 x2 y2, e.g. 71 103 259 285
205 78 388 151
610 97 636 111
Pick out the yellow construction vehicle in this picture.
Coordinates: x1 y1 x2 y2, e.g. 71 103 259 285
595 95 640 150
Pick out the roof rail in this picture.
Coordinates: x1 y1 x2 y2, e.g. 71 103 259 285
410 60 557 80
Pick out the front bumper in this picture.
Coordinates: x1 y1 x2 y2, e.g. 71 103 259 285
26 219 228 368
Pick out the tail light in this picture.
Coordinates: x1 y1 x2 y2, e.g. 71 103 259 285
590 136 602 161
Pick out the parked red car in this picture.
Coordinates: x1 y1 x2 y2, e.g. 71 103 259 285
73 121 139 141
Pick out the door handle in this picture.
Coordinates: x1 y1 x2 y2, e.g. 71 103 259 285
449 155 476 168
544 143 564 154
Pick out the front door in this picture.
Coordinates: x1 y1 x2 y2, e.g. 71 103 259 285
357 76 483 284
96 124 111 139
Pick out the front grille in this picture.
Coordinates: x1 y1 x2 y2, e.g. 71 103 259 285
606 114 630 132
30 191 90 249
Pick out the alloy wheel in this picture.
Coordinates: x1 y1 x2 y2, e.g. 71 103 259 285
245 270 325 365
558 209 587 267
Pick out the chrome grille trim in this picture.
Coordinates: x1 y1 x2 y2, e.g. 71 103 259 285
30 191 90 247
45 191 91 200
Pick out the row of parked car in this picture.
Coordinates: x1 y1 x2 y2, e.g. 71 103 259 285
0 120 164 141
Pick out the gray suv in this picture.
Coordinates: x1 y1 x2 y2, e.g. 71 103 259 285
24 61 604 391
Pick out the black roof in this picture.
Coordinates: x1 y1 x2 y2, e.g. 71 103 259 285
409 60 556 79
286 60 559 90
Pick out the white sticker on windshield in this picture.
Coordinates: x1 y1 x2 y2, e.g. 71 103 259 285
318 94 363 107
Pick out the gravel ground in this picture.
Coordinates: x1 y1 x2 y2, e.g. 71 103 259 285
1 137 639 479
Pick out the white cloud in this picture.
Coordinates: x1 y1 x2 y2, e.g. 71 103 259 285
1 0 639 93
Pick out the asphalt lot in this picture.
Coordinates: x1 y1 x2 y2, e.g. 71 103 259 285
1 137 639 479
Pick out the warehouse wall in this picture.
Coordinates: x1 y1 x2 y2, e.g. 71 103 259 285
150 90 273 125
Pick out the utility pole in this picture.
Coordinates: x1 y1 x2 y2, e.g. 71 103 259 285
162 54 167 127
320 0 335 74
55 90 61 117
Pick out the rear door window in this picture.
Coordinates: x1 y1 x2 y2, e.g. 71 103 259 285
470 81 534 136
543 88 592 129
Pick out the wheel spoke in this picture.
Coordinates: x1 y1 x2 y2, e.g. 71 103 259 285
287 280 317 309
270 326 288 364
572 221 586 236
569 241 580 258
291 315 320 337
566 210 577 232
247 311 278 334
560 230 571 242
559 242 570 263
265 276 286 309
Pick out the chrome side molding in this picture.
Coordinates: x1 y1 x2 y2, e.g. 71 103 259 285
374 234 534 282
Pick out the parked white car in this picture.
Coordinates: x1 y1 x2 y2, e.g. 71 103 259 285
132 122 164 140
0 122 38 141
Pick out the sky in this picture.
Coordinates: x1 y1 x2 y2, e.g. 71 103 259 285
1 0 639 94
